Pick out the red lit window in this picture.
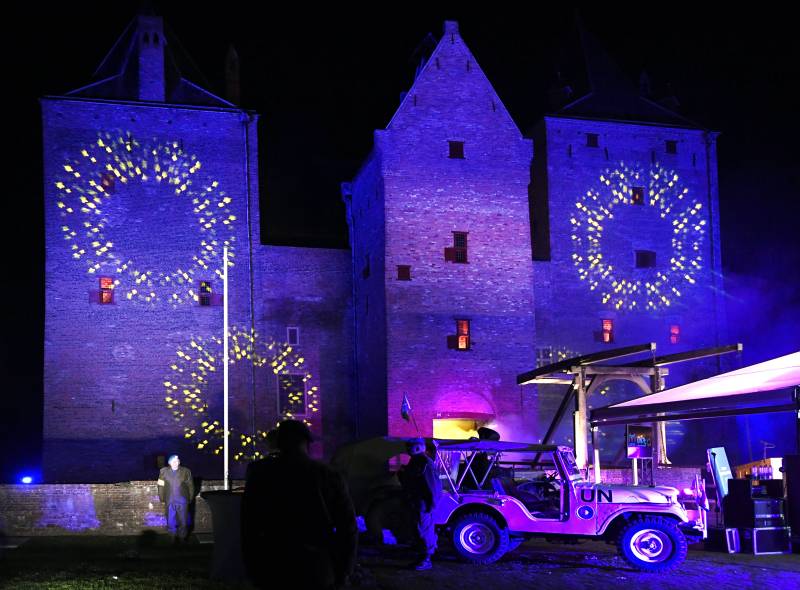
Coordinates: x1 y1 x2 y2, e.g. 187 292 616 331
631 186 645 205
445 232 469 263
670 324 680 344
601 319 614 343
397 265 411 281
100 172 116 194
99 276 114 304
447 319 471 350
199 281 212 306
448 140 465 159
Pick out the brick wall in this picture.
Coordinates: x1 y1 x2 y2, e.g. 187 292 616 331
378 22 537 440
345 147 389 440
530 116 730 460
42 97 260 482
0 480 237 537
251 245 354 458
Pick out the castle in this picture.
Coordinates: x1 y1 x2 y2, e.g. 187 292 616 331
42 15 727 482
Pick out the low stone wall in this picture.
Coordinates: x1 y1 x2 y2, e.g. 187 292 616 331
0 467 702 537
0 480 242 537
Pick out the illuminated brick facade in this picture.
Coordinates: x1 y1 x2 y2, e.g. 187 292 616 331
344 21 537 442
42 14 352 482
43 15 728 481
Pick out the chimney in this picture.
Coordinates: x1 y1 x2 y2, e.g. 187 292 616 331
136 14 166 102
225 44 241 105
444 21 459 35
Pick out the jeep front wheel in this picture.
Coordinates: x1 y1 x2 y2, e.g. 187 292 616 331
618 516 688 572
451 512 510 564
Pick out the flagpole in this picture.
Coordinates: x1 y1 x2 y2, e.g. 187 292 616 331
223 246 229 491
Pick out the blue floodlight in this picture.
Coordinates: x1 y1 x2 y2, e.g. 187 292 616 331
20 476 33 484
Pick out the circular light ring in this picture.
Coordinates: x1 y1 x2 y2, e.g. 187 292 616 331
164 326 320 462
54 131 237 305
571 162 705 311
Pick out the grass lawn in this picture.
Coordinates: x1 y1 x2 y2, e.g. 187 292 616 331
0 535 231 590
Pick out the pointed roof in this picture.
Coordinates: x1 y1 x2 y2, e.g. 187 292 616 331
65 11 233 108
385 21 524 137
555 25 701 129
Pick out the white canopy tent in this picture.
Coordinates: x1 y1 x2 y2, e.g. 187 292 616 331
591 351 800 427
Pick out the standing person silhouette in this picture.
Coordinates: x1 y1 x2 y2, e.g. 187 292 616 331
241 420 357 589
157 454 194 543
398 438 442 570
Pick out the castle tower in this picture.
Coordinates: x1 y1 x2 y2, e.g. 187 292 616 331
42 11 260 481
343 21 537 441
530 29 729 459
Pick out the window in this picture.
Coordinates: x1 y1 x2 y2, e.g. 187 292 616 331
199 281 212 306
445 231 468 263
635 250 656 268
536 346 554 368
595 319 614 343
99 276 114 304
447 319 471 350
586 133 599 148
287 326 300 346
448 141 465 159
631 186 645 205
669 324 680 345
397 265 411 281
278 374 307 416
665 140 678 154
362 255 370 279
100 172 116 193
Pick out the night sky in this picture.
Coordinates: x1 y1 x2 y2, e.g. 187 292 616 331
3 4 798 481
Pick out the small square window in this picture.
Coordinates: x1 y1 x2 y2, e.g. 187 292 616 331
635 250 657 268
445 232 469 263
536 346 554 368
596 319 614 343
199 281 212 306
586 133 599 148
287 326 300 346
98 276 114 304
397 265 411 281
453 319 471 350
448 141 465 159
631 186 645 205
362 255 370 279
665 140 678 154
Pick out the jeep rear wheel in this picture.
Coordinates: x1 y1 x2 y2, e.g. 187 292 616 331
618 516 688 572
451 512 510 564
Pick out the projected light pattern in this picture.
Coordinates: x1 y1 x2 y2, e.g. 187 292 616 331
164 326 319 461
54 131 236 304
571 162 705 311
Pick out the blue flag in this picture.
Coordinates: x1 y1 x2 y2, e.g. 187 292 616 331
400 393 412 422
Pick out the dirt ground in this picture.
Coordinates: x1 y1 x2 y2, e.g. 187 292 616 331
360 538 800 590
1 536 798 589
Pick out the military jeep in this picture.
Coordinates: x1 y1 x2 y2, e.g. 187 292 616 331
431 440 706 572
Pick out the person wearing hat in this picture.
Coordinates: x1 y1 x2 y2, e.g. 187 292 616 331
398 438 442 570
241 419 357 590
157 454 195 542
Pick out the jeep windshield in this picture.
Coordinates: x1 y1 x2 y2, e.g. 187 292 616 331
558 448 586 481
